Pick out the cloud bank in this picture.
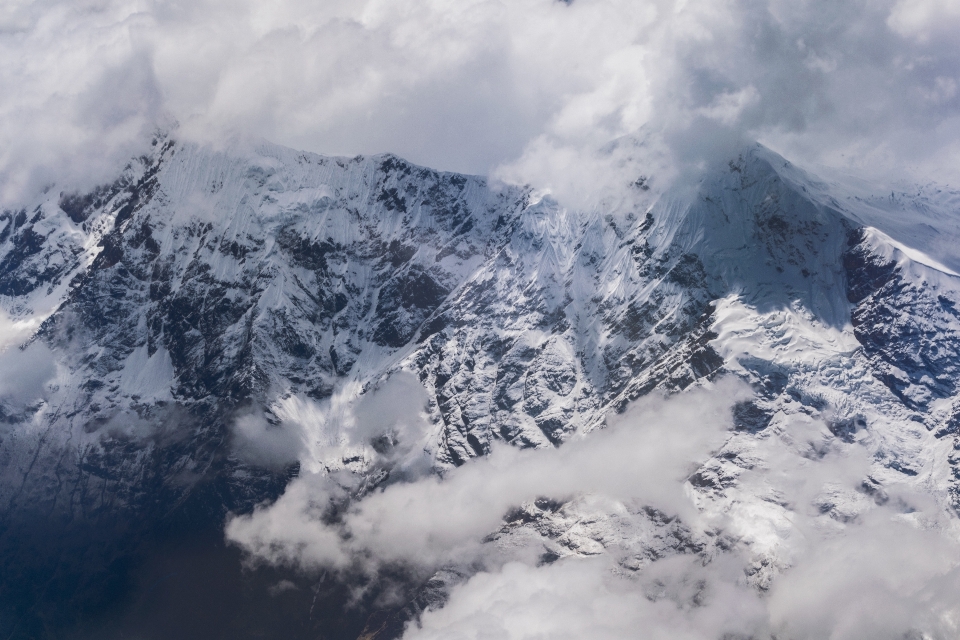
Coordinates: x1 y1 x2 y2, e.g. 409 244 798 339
226 377 960 639
226 380 960 640
3 0 960 205
226 379 745 570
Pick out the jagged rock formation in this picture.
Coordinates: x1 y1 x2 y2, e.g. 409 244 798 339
2 135 960 639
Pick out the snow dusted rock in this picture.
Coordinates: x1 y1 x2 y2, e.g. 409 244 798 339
2 137 529 517
844 226 960 412
2 135 960 638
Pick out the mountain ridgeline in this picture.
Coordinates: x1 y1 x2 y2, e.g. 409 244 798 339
2 137 959 638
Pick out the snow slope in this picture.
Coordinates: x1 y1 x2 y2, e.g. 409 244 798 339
1 136 960 638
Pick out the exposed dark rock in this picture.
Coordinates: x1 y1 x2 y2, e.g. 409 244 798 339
733 401 774 433
844 227 960 410
829 415 866 443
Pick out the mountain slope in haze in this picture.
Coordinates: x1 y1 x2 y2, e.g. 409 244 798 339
1 135 959 639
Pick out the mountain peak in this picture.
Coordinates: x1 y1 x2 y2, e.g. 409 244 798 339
2 140 960 638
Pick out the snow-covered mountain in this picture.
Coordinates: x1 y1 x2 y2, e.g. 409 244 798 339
2 135 960 639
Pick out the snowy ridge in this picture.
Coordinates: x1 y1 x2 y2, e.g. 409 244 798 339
2 137 960 638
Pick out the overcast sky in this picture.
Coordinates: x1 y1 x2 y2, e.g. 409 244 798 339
2 0 960 203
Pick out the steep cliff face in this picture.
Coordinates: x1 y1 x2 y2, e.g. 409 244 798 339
400 147 858 463
0 139 538 637
2 137 960 638
1 139 529 517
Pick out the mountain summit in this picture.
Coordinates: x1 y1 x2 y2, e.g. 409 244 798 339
2 138 959 639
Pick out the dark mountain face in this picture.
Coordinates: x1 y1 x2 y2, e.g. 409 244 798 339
1 139 959 639
1 141 533 639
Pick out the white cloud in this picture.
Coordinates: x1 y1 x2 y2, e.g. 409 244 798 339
887 0 960 42
4 0 960 206
230 409 305 470
403 511 960 640
225 376 960 639
229 372 435 472
767 512 960 639
225 469 351 568
0 333 56 407
226 379 746 570
405 556 768 640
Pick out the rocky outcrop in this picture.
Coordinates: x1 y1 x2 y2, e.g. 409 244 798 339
2 138 960 639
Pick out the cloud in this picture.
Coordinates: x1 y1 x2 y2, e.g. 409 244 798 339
3 0 960 206
0 309 46 352
336 380 742 566
0 0 165 204
229 372 434 472
887 0 960 41
349 372 435 478
767 512 960 639
230 409 305 470
405 556 768 640
403 512 960 640
226 376 960 639
225 469 351 568
0 339 56 407
226 379 746 569
399 435 960 640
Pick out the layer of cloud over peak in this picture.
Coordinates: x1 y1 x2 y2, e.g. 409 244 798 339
3 0 960 205
226 379 745 571
225 376 960 639
405 556 769 640
405 520 960 640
